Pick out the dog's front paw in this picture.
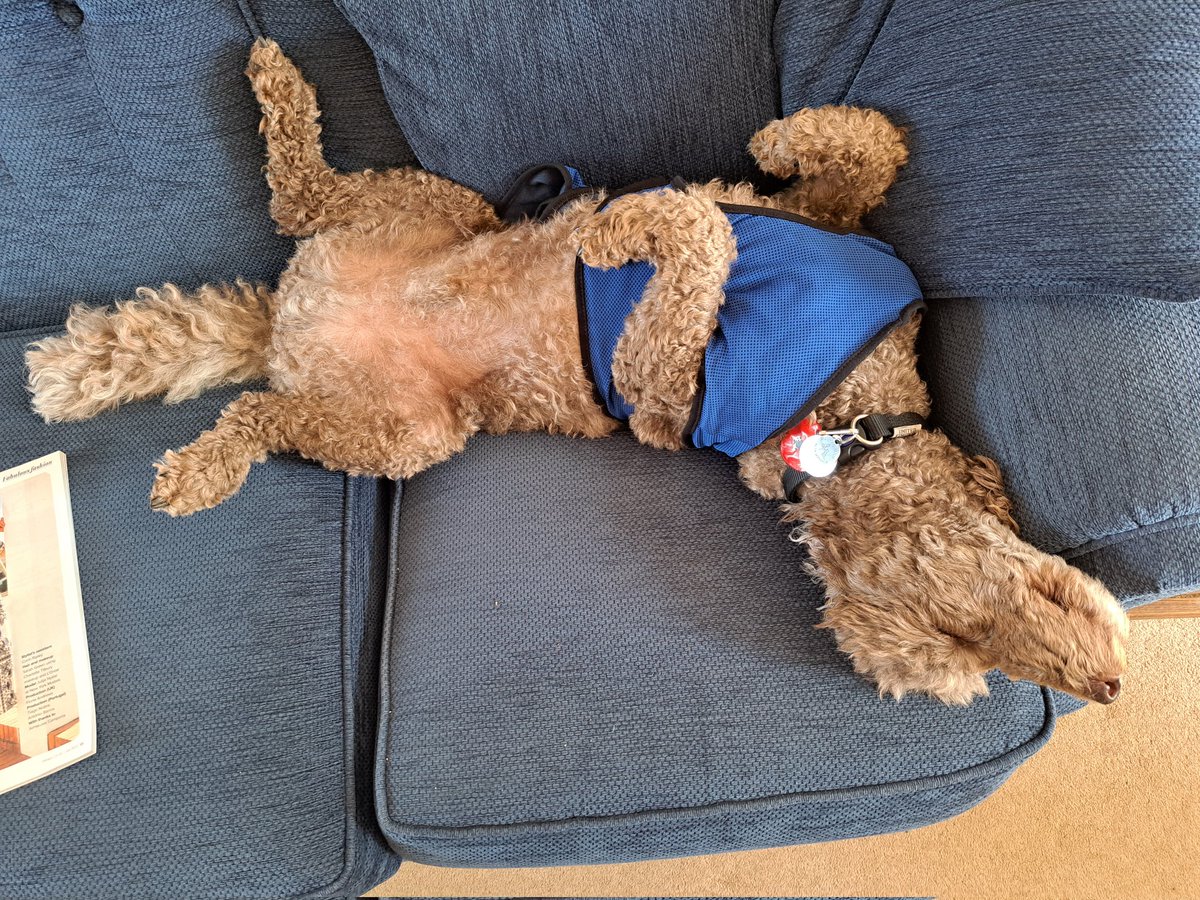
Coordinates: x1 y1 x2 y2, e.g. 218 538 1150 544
571 195 657 270
150 447 250 517
574 210 640 270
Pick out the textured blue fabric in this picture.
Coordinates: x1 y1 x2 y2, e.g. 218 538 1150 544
6 0 1197 880
778 0 1200 305
334 0 780 201
582 201 922 456
0 2 406 893
921 293 1200 605
0 330 400 897
376 431 1054 866
0 0 415 330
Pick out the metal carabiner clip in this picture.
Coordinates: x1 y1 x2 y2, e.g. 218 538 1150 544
850 413 885 447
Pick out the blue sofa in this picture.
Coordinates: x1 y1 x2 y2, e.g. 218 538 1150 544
1 1 1196 896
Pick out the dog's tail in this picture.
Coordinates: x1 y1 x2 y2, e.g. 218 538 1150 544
27 281 273 423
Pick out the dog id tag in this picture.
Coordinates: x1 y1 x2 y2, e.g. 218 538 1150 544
797 433 840 477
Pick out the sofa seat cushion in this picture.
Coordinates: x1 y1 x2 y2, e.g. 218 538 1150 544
0 329 399 898
376 431 1055 866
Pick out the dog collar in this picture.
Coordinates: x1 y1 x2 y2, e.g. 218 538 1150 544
781 412 925 501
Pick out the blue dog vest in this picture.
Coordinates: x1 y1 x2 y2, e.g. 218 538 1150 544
576 178 925 456
496 167 925 457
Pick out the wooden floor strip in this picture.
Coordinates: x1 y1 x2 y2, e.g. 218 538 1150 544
1130 594 1200 619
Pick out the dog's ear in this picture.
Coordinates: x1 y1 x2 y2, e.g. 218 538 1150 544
964 454 1020 534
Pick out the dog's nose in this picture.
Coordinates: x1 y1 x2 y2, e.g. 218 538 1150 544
1088 677 1122 704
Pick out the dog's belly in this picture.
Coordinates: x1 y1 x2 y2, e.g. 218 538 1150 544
264 216 609 435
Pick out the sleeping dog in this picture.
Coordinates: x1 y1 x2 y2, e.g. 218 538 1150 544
27 40 1128 706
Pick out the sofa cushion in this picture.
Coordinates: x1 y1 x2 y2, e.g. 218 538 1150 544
0 0 414 331
334 0 781 201
0 329 399 897
921 293 1200 605
376 431 1055 866
779 0 1200 305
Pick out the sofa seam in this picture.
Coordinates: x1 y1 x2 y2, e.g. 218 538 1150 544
390 759 1015 866
834 0 899 105
233 0 263 39
923 282 1198 305
296 473 357 900
1058 511 1200 562
374 480 405 855
378 664 1053 838
767 0 783 120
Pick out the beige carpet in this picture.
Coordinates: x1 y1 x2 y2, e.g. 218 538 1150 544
370 617 1200 899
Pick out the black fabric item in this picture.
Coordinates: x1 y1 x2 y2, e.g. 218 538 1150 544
495 164 576 223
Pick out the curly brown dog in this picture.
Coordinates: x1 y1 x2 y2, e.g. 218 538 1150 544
26 39 1128 706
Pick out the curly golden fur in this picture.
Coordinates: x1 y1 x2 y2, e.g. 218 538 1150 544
25 39 1128 706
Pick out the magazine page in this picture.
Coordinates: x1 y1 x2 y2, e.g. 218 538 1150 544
0 452 96 795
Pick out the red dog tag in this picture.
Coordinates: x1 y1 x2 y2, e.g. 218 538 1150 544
780 414 821 471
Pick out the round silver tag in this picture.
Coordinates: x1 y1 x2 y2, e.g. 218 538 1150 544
798 434 840 477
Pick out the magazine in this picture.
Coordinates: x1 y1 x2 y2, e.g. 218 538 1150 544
0 452 96 795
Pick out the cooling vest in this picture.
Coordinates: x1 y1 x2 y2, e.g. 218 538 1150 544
498 167 926 457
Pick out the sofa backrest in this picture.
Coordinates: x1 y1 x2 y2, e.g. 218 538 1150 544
0 0 412 330
3 0 1196 334
338 0 1199 306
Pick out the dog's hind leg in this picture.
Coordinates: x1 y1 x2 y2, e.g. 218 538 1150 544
149 391 475 516
749 106 909 229
26 281 272 423
246 39 499 239
575 188 736 449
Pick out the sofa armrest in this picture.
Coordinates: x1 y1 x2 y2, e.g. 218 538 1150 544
921 292 1200 606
